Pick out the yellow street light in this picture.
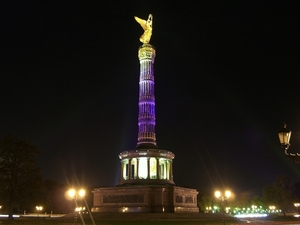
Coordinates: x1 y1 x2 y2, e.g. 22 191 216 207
67 189 86 225
215 190 231 200
294 203 300 214
269 205 276 213
36 206 43 217
215 190 232 225
68 189 86 199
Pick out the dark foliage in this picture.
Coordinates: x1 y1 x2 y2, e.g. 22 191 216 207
0 134 44 218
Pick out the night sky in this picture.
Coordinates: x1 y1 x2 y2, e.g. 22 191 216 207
1 1 300 197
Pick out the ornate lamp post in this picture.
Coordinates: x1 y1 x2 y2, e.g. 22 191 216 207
277 123 300 163
294 203 300 214
269 205 276 214
36 206 43 217
251 205 257 213
215 190 231 225
68 189 85 225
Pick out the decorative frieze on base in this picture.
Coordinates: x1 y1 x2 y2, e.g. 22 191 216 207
103 194 144 203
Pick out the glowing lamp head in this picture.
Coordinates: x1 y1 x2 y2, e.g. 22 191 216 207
215 191 221 198
68 189 76 198
36 206 43 210
78 189 85 197
68 188 85 199
278 123 291 150
225 190 231 198
215 190 231 199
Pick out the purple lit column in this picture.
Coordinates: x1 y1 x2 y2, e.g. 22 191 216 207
137 44 157 148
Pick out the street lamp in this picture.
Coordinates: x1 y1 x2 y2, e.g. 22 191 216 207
68 189 85 225
294 203 300 214
277 123 300 163
215 190 231 225
269 205 276 213
206 206 212 213
215 190 231 201
68 189 85 199
252 205 257 213
36 206 43 217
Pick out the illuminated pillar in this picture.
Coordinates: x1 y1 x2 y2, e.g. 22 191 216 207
120 161 124 182
147 158 150 179
136 158 140 178
156 158 159 178
117 42 175 186
128 159 132 179
137 44 157 148
166 161 170 180
170 161 173 181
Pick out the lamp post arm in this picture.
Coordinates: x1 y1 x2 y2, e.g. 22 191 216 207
284 150 300 164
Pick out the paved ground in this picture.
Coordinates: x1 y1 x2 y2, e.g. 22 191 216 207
2 213 300 224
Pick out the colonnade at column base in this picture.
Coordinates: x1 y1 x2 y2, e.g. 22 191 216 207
118 148 175 186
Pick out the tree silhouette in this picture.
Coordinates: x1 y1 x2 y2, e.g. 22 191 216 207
0 134 43 219
262 174 294 212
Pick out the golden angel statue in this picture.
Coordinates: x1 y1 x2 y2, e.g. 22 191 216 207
134 14 153 44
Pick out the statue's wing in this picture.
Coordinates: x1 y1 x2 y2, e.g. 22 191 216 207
134 16 147 30
146 14 153 27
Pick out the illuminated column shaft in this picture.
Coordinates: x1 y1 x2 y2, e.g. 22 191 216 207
137 44 157 147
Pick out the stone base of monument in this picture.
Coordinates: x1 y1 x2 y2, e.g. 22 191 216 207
91 185 199 213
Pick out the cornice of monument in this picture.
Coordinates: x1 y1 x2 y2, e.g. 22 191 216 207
119 148 175 160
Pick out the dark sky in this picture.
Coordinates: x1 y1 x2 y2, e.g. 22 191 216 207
1 1 300 197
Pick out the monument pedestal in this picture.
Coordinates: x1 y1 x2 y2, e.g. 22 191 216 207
92 185 199 213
